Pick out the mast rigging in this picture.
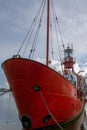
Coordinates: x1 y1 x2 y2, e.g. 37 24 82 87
16 0 65 69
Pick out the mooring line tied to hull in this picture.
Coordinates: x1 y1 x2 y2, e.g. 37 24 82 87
39 91 64 130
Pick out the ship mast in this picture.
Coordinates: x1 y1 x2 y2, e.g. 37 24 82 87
46 0 50 66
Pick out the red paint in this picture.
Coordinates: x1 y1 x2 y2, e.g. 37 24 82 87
2 58 85 129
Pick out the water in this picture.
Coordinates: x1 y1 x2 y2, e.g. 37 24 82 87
0 93 87 130
0 93 86 130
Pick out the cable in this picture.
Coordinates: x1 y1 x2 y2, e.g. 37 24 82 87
50 15 54 60
39 91 64 130
28 0 46 59
51 0 64 73
51 0 65 50
17 0 46 56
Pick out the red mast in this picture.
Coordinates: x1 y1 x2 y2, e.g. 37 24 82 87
46 0 50 66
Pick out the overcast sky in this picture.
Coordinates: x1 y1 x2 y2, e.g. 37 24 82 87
1 0 87 63
0 0 87 129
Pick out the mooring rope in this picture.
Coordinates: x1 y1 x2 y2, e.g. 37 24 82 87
39 91 64 130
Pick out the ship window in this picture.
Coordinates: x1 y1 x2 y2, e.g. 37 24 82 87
64 51 73 57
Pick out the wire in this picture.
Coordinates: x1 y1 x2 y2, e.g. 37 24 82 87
28 23 41 59
51 0 64 73
50 14 54 60
51 0 65 50
17 0 46 56
28 0 46 59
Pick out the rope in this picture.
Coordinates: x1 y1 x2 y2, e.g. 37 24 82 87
22 9 43 57
28 23 41 59
51 0 64 73
17 0 45 56
50 16 54 60
17 19 34 56
28 0 46 59
39 91 64 130
51 0 65 50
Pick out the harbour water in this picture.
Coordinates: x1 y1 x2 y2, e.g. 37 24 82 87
0 94 87 130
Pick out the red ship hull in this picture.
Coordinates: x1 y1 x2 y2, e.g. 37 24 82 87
2 58 85 129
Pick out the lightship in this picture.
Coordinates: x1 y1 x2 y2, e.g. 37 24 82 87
2 0 86 129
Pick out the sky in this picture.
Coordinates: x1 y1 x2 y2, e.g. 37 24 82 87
1 0 87 63
0 0 87 129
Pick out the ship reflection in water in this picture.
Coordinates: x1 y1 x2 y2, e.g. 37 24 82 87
22 104 87 130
